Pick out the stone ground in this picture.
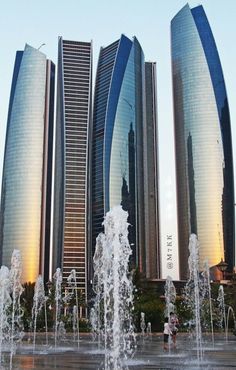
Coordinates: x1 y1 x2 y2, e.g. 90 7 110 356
0 332 236 369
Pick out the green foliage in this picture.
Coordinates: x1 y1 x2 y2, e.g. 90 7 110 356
134 294 164 332
132 270 165 332
21 282 35 330
17 274 236 335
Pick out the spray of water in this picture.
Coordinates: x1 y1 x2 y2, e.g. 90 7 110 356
0 266 11 364
184 234 203 363
9 250 24 367
201 260 214 346
140 312 146 338
164 276 176 351
89 307 98 342
53 268 62 348
164 276 176 318
217 285 227 340
226 306 236 342
92 205 135 370
91 233 105 347
32 275 47 349
67 269 79 347
146 322 152 339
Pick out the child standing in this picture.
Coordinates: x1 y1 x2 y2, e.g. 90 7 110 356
163 317 172 350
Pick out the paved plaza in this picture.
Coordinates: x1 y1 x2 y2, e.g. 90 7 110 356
1 332 236 369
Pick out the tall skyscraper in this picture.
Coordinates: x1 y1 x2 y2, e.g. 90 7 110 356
171 4 234 278
53 38 92 300
91 35 160 279
0 44 55 283
144 62 160 279
91 35 144 274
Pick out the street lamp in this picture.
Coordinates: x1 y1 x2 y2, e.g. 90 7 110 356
216 258 228 280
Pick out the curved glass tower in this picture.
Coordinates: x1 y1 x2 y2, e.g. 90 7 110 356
171 4 234 278
0 44 55 282
91 35 146 274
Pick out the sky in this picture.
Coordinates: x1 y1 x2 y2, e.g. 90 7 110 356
0 0 235 278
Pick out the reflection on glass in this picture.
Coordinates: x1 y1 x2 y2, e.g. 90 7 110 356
172 4 234 278
0 45 55 282
92 35 145 268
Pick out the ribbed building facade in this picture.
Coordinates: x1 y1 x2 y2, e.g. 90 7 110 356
53 38 92 298
171 4 234 278
0 44 55 282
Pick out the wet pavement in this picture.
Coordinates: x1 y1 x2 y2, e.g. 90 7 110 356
0 332 236 369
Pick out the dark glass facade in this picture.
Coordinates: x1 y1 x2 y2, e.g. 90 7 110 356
91 35 146 276
144 62 160 278
171 4 234 278
53 38 92 298
0 45 55 282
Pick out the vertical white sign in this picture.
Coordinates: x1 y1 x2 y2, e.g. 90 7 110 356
160 176 179 280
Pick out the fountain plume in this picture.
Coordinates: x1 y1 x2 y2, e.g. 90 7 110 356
92 205 136 369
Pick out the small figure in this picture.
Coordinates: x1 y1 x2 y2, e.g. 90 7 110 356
163 317 172 350
169 312 179 348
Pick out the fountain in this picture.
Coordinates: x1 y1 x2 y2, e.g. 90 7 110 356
184 234 203 363
91 232 105 347
146 322 152 339
58 321 66 341
67 269 80 347
92 205 136 370
140 312 146 338
164 275 176 351
201 260 214 346
226 306 236 342
9 250 24 367
217 285 227 339
31 275 47 350
164 276 176 319
0 266 11 364
0 233 236 369
53 267 62 348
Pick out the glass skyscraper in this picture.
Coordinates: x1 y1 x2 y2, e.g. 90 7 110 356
144 62 160 279
91 35 145 274
53 38 92 299
91 35 160 279
171 4 234 278
0 44 55 283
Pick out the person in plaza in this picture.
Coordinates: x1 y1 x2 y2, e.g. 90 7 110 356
169 312 179 348
163 317 172 350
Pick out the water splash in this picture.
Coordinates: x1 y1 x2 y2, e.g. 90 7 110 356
9 250 24 367
201 260 214 346
92 205 135 370
53 268 62 348
226 306 236 342
0 266 11 364
67 269 79 347
58 321 66 342
184 234 203 363
164 276 176 352
217 285 226 339
164 276 176 319
140 312 146 338
90 307 98 342
92 233 105 348
146 322 152 340
32 275 47 350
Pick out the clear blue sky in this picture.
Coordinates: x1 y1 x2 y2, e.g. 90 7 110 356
0 0 235 275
